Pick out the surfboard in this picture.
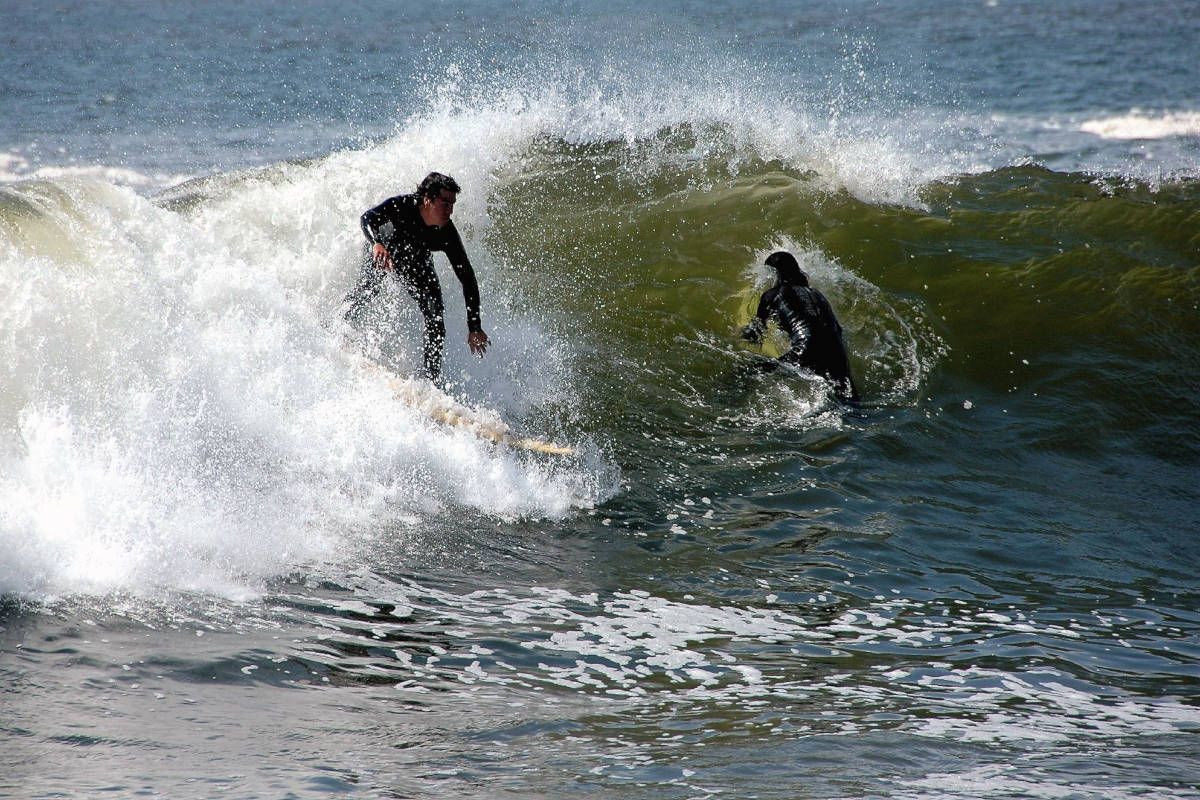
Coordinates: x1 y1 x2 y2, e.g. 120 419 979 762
355 356 575 456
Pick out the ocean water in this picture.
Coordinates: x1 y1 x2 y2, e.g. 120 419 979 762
2 1 1199 798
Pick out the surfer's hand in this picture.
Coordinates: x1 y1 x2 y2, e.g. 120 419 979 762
468 330 489 356
740 322 763 344
371 243 393 271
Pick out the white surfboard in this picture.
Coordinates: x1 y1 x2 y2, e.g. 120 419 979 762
356 356 575 456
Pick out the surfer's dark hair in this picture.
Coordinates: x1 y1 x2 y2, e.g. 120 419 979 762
765 251 808 286
417 171 461 200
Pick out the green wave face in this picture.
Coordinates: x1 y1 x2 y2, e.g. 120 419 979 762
482 129 1200 481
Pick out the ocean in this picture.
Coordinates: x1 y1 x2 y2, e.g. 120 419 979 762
2 1 1198 797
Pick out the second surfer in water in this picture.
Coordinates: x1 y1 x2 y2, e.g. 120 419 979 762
741 250 860 402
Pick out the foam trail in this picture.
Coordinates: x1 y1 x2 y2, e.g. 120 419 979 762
1080 111 1200 140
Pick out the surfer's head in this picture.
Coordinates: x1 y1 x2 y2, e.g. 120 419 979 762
417 172 460 227
765 251 808 286
417 171 460 200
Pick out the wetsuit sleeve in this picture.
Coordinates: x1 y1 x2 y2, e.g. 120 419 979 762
754 289 774 326
442 223 483 333
360 197 399 246
741 289 773 342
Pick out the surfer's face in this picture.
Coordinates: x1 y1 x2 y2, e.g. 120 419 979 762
421 190 457 227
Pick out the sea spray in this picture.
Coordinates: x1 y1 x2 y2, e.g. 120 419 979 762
0 164 609 599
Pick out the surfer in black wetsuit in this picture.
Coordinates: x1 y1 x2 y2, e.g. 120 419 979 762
344 171 489 382
741 251 860 402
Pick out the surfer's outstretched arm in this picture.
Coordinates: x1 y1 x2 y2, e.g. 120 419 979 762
741 288 775 344
443 226 489 356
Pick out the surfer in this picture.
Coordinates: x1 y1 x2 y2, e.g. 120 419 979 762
344 171 490 383
741 251 860 402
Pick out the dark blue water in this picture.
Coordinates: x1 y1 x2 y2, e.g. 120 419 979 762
4 0 1197 181
2 2 1199 798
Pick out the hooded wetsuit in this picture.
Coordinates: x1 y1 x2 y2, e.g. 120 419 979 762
344 193 482 381
744 278 860 401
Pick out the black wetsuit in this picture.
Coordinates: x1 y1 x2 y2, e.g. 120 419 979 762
344 193 482 380
744 282 860 401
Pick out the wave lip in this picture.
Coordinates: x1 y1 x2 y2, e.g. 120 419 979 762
0 150 191 190
1079 110 1200 140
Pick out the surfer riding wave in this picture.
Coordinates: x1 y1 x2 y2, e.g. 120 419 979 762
343 171 490 384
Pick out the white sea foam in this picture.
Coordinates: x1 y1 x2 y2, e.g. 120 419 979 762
0 152 188 190
0 145 612 600
1080 111 1200 141
394 55 985 209
0 152 31 183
